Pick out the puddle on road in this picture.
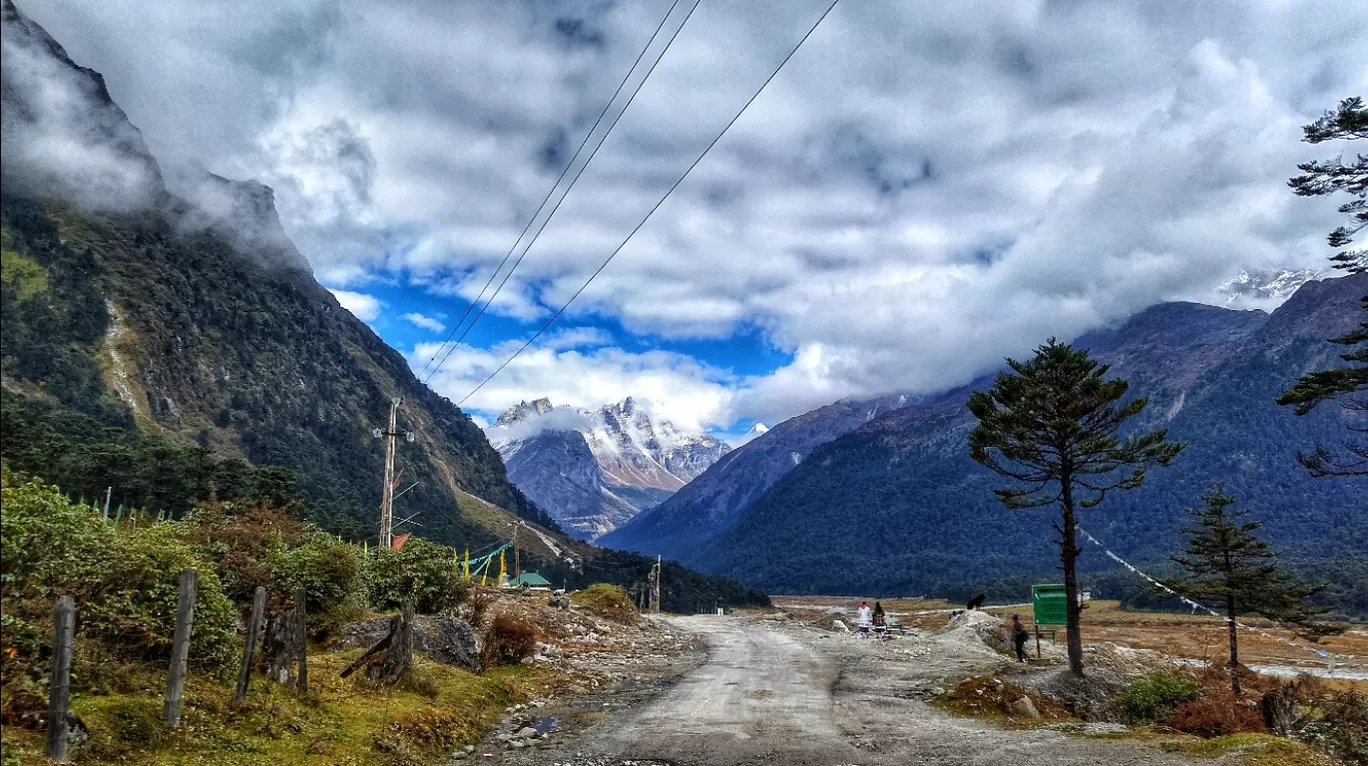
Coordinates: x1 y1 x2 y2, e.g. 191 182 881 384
533 716 560 733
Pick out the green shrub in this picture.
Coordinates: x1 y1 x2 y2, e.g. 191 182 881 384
1 476 114 603
270 530 361 637
1 476 114 681
570 583 637 623
364 538 468 614
1116 671 1204 724
84 523 238 675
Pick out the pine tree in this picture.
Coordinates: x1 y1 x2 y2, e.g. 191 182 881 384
968 339 1184 677
1169 484 1331 694
1279 96 1368 476
1288 96 1367 274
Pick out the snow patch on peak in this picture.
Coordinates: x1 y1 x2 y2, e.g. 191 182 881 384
1219 268 1322 309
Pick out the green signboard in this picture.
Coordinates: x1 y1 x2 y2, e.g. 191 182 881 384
1032 584 1068 626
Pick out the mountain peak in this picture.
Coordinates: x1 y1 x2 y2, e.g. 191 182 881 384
485 396 731 539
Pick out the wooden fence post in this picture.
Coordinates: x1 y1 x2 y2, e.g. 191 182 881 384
234 587 266 704
46 596 75 763
163 568 197 727
294 587 308 692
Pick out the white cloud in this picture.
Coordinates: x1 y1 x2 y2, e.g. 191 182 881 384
416 340 734 434
402 312 445 333
23 0 1368 428
329 289 382 322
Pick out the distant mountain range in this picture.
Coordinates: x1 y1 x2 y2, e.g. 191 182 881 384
606 274 1367 599
486 397 731 540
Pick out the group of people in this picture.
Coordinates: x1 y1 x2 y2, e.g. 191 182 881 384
853 600 1035 662
855 600 887 637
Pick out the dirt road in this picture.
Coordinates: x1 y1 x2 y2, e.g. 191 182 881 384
505 615 1197 766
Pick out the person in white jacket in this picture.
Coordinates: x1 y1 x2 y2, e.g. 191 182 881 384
857 601 872 637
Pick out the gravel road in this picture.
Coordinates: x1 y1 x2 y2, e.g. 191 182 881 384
497 614 1198 766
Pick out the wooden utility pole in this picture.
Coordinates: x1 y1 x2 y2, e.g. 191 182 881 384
647 555 662 614
513 522 522 581
373 397 413 550
164 568 197 727
46 596 75 763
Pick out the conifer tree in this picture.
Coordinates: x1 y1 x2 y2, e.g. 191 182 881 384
968 339 1183 676
1279 96 1367 476
1169 484 1331 694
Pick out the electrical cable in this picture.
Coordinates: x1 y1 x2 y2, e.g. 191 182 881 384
414 0 691 382
433 0 844 420
421 0 702 384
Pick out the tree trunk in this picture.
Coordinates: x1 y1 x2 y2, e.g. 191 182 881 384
1226 594 1241 695
1060 474 1085 677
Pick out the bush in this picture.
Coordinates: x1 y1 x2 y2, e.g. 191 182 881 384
186 502 306 604
480 615 538 668
1117 671 1204 724
365 538 468 614
570 583 637 623
83 523 239 675
1299 690 1368 765
1 477 115 681
1170 690 1265 737
269 530 361 637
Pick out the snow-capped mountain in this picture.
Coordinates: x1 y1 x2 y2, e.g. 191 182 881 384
1219 268 1322 305
485 397 731 540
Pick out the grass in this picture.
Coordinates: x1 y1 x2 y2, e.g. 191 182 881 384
1157 732 1336 765
0 247 48 302
0 648 548 766
571 584 638 624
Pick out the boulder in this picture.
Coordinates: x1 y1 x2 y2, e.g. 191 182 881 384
335 610 478 672
1009 696 1041 719
833 619 850 632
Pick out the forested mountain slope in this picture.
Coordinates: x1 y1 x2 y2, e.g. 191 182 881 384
600 391 915 558
684 275 1366 597
0 0 550 550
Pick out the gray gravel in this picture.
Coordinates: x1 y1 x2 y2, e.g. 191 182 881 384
493 614 1199 766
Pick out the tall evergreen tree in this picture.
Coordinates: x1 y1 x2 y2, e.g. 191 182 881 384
1169 484 1331 694
1288 96 1366 274
968 339 1183 676
1280 96 1367 476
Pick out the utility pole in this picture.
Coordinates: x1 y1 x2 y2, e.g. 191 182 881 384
373 397 414 550
513 522 522 581
647 555 662 614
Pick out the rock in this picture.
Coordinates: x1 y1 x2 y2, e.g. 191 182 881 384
1009 696 1041 719
833 619 850 632
335 610 478 672
450 752 467 761
307 741 327 755
549 592 571 610
515 727 538 738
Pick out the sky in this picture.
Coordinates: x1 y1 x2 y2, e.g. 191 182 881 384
18 0 1368 441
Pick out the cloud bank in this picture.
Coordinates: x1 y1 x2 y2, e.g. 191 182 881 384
23 0 1368 429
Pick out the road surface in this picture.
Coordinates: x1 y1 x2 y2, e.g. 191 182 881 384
514 615 1196 765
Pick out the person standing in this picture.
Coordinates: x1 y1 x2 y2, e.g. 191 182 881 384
1011 614 1030 662
872 602 887 637
857 601 872 637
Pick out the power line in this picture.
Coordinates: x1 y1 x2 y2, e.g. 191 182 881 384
437 0 844 417
415 0 693 383
421 0 702 385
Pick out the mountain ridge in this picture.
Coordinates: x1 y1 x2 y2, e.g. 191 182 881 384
677 274 1366 596
487 396 731 540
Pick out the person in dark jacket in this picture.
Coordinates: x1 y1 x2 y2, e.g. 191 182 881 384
1011 614 1030 662
872 602 887 636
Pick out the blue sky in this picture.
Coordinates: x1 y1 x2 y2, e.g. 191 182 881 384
24 0 1368 438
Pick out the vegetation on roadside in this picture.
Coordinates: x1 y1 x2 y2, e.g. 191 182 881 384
570 584 639 624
